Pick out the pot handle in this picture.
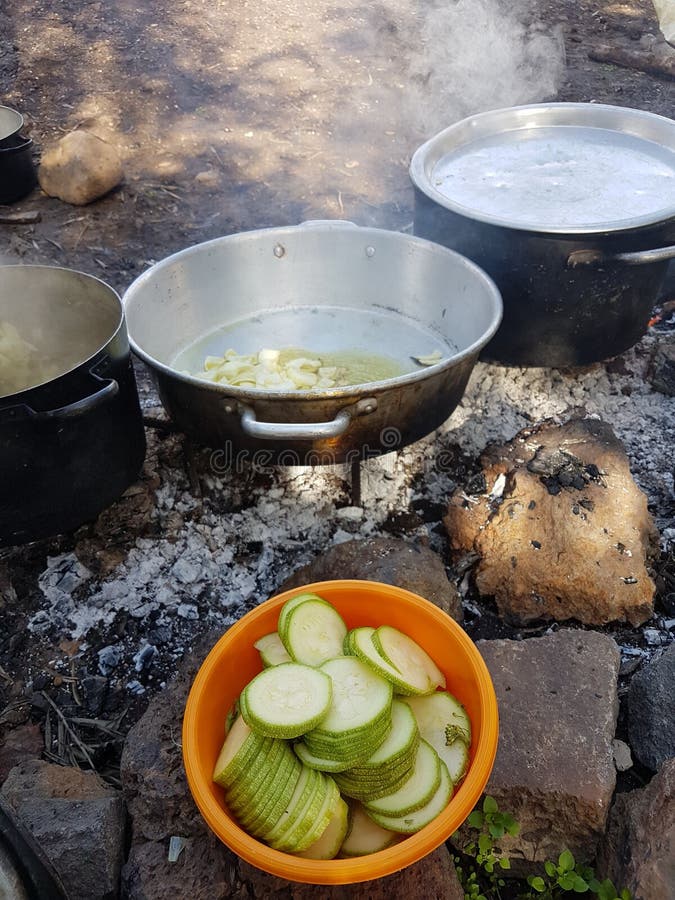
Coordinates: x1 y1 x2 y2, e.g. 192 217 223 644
3 373 119 423
568 244 675 268
237 397 377 441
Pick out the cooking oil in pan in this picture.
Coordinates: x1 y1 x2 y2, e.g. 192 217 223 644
172 305 453 390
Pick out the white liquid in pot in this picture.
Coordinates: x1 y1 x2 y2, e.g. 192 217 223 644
431 126 675 229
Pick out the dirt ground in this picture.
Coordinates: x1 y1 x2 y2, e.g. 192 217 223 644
1 0 674 783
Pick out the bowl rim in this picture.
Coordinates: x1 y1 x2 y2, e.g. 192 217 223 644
182 579 499 885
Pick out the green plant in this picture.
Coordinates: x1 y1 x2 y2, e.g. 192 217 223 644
453 797 631 900
526 851 631 899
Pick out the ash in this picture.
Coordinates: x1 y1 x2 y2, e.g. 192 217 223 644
29 333 675 693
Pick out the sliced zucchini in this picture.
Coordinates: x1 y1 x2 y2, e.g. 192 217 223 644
295 795 349 859
372 625 446 693
317 656 393 734
254 632 292 667
348 627 430 696
294 741 352 773
212 715 266 788
277 592 326 640
363 739 441 817
365 759 453 834
402 691 471 784
282 597 348 667
339 803 400 857
240 662 332 739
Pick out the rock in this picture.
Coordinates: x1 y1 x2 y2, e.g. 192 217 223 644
445 418 657 626
612 739 633 773
38 130 123 205
0 759 125 900
122 837 463 899
0 723 43 782
628 643 675 771
121 832 233 900
461 630 620 874
278 536 463 622
597 758 675 900
651 339 675 396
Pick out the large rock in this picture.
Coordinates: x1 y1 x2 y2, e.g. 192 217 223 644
628 643 675 772
122 837 463 899
0 759 125 900
0 723 43 782
38 130 123 205
597 758 675 900
121 639 464 899
466 630 620 873
278 536 463 622
445 418 657 626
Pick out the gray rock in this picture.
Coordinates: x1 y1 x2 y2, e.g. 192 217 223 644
628 643 675 771
597 758 675 900
612 739 633 773
0 723 43 782
122 837 463 899
461 630 620 874
0 759 125 900
278 536 463 622
651 338 675 396
38 130 123 205
445 419 657 626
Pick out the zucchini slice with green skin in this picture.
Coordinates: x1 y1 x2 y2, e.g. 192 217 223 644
339 803 400 857
316 656 393 734
372 625 446 693
294 741 353 773
351 700 419 771
240 662 332 739
363 739 441 817
365 759 453 834
295 795 349 859
212 716 269 787
254 632 292 667
402 691 471 784
347 627 431 696
278 592 327 642
264 765 318 845
282 598 348 667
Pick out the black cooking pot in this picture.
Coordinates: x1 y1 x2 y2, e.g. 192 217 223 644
410 103 675 367
0 106 36 203
0 266 146 547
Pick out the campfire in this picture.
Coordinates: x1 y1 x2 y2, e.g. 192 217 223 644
1 0 674 898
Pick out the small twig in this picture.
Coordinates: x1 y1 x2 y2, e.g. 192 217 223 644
0 210 41 225
337 191 344 214
40 691 97 772
73 222 89 250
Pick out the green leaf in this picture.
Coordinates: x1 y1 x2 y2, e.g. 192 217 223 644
587 878 601 892
559 850 576 873
620 890 632 900
572 875 589 893
467 811 484 829
559 872 577 891
483 796 498 815
478 833 492 855
528 876 546 893
489 823 505 838
545 860 557 877
502 813 520 835
498 856 511 870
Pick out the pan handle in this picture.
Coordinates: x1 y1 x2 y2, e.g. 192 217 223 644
1 372 119 424
568 244 675 268
237 397 378 441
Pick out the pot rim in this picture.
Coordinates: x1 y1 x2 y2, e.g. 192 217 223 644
410 101 675 236
123 223 503 402
0 264 125 402
0 106 23 143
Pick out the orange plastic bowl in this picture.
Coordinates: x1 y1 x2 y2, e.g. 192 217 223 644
182 580 498 884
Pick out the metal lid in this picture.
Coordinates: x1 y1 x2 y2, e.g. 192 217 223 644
0 106 23 143
410 103 675 234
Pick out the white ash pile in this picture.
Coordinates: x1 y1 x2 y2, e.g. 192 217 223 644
25 331 675 694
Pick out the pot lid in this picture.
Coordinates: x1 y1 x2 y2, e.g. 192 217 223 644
411 103 675 234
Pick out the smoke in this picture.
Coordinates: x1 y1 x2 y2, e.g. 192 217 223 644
398 0 566 140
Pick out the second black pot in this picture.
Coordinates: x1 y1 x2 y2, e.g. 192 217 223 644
0 266 146 547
